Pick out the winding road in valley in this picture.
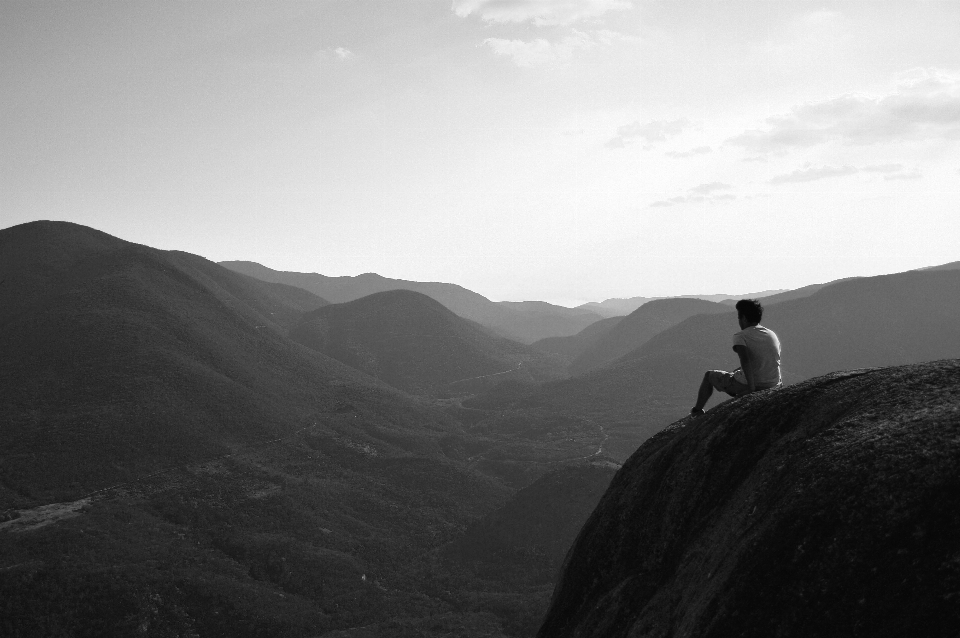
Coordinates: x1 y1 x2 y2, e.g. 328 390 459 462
445 361 523 387
463 415 614 470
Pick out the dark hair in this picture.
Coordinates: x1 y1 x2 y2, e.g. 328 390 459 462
735 299 763 323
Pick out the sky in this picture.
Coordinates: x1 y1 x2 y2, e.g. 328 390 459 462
3 0 959 305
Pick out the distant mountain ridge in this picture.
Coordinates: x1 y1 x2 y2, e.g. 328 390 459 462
289 289 565 396
492 267 960 458
920 259 960 271
578 289 788 317
220 261 604 343
0 221 437 505
569 298 730 375
0 220 533 635
4 221 958 636
0 220 641 637
532 316 624 361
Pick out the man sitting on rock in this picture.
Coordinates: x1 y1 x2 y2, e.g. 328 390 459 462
691 299 781 416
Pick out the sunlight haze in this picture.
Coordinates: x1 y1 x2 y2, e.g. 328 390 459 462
3 0 959 305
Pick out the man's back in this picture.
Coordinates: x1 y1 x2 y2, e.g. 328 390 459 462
733 325 781 388
692 299 781 416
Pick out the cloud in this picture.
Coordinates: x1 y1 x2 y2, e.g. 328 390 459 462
769 163 925 184
688 182 731 195
864 163 923 180
607 118 690 149
863 164 904 173
482 28 630 68
650 196 699 207
727 69 960 153
593 29 633 46
769 165 858 184
649 190 736 208
605 136 625 149
453 0 632 26
315 47 357 64
666 146 712 158
884 171 922 181
483 30 594 68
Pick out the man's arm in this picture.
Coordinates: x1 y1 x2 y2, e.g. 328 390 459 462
733 344 755 392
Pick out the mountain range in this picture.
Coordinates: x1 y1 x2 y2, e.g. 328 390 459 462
479 266 960 460
566 298 731 375
0 221 522 635
221 261 604 344
0 221 399 504
576 288 788 317
4 219 960 637
221 262 794 344
288 289 565 396
531 298 731 375
532 277 867 371
0 221 613 636
531 316 624 361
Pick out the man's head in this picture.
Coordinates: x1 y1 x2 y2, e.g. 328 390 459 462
735 299 763 328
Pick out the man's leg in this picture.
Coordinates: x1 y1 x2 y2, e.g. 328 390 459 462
691 371 714 414
692 371 748 415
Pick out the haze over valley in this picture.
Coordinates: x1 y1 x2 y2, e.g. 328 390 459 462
4 1 960 635
2 220 959 636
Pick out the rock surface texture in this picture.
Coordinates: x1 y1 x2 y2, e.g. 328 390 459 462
538 359 960 638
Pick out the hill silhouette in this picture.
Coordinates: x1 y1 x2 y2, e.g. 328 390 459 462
499 268 960 457
531 316 623 360
0 221 477 506
578 290 787 317
289 289 565 396
419 462 619 637
576 297 659 317
743 259 960 308
737 276 859 307
0 221 614 636
569 298 729 374
537 359 960 637
446 462 617 578
220 261 604 344
919 259 960 271
496 300 606 343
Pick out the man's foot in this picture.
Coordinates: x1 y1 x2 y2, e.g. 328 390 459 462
690 407 705 417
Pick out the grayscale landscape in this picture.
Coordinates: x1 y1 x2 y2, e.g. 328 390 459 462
2 2 959 637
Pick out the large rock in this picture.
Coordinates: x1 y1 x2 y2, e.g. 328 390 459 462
538 359 960 638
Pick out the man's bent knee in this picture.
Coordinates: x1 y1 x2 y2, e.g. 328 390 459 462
707 370 749 397
705 370 724 389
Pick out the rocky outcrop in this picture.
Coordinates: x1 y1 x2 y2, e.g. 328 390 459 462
538 359 960 638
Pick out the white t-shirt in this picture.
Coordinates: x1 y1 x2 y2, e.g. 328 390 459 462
732 325 781 388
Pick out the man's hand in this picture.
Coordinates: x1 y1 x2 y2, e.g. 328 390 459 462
733 345 755 393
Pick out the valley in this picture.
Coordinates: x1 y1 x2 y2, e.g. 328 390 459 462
3 221 959 637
